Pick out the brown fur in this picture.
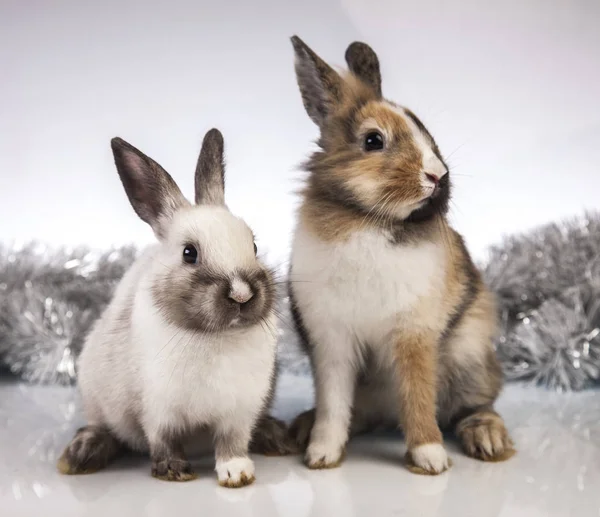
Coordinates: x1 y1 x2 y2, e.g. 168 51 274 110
455 407 515 461
288 36 513 467
297 86 449 243
394 332 443 449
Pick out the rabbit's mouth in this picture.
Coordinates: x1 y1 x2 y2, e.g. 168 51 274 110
406 174 451 223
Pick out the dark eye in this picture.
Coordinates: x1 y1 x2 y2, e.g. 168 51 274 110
182 244 198 264
364 131 384 152
253 242 258 255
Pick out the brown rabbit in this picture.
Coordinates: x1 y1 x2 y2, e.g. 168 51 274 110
287 36 514 474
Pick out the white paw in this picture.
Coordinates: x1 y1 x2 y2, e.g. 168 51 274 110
215 456 255 488
305 440 345 469
409 443 450 475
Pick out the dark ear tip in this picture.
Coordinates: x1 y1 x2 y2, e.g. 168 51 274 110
110 137 125 150
290 35 306 53
110 137 140 155
202 128 224 148
345 41 363 56
345 41 376 61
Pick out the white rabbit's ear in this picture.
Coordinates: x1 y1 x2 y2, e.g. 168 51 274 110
291 35 344 127
345 41 382 97
195 128 225 206
111 137 189 238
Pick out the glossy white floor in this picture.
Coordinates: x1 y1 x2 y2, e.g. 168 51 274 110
2 372 599 517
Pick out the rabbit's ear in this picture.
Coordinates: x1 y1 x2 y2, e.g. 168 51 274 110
111 137 189 238
291 35 344 127
345 41 382 97
195 128 225 206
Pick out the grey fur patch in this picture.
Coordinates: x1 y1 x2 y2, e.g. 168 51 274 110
149 434 197 481
151 264 276 333
249 415 299 456
195 128 226 206
288 408 315 451
57 425 122 475
291 35 343 126
345 41 382 96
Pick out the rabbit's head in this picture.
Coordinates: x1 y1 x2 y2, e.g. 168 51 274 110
111 129 275 333
291 36 450 227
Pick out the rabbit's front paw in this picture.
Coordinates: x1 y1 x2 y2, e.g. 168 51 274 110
216 456 255 488
405 443 451 475
305 439 345 469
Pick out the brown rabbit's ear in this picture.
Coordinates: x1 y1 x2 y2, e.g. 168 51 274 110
195 128 225 206
345 41 382 97
111 137 189 238
291 35 343 127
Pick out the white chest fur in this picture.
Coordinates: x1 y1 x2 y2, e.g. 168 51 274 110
131 285 277 430
290 222 446 349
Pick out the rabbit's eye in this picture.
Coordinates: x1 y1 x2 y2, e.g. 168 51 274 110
364 131 384 152
182 244 198 264
253 242 257 255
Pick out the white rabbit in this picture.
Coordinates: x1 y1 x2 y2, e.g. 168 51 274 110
58 129 293 487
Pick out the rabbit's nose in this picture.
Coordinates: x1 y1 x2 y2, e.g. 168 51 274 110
229 278 254 305
425 173 440 185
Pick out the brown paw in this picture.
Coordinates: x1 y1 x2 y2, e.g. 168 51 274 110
457 411 516 462
250 415 300 456
57 426 121 475
151 459 197 482
289 408 315 452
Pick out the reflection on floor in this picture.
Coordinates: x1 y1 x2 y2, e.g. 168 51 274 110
1 373 599 517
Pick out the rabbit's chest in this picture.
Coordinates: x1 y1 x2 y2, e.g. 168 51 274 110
134 301 276 424
291 223 446 342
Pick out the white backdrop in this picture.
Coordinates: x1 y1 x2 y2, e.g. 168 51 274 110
2 0 599 267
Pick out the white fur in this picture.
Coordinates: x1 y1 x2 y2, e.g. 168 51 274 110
306 435 345 467
133 278 276 441
410 443 449 474
77 205 277 471
385 102 447 187
168 206 257 274
215 456 255 486
290 222 446 462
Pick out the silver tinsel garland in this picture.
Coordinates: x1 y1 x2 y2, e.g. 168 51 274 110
0 243 137 384
1 212 599 391
483 212 600 391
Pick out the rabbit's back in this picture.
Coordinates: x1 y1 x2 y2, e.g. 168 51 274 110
77 248 156 449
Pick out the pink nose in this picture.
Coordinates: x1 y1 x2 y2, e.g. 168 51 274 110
228 279 254 305
425 173 439 185
229 291 253 304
